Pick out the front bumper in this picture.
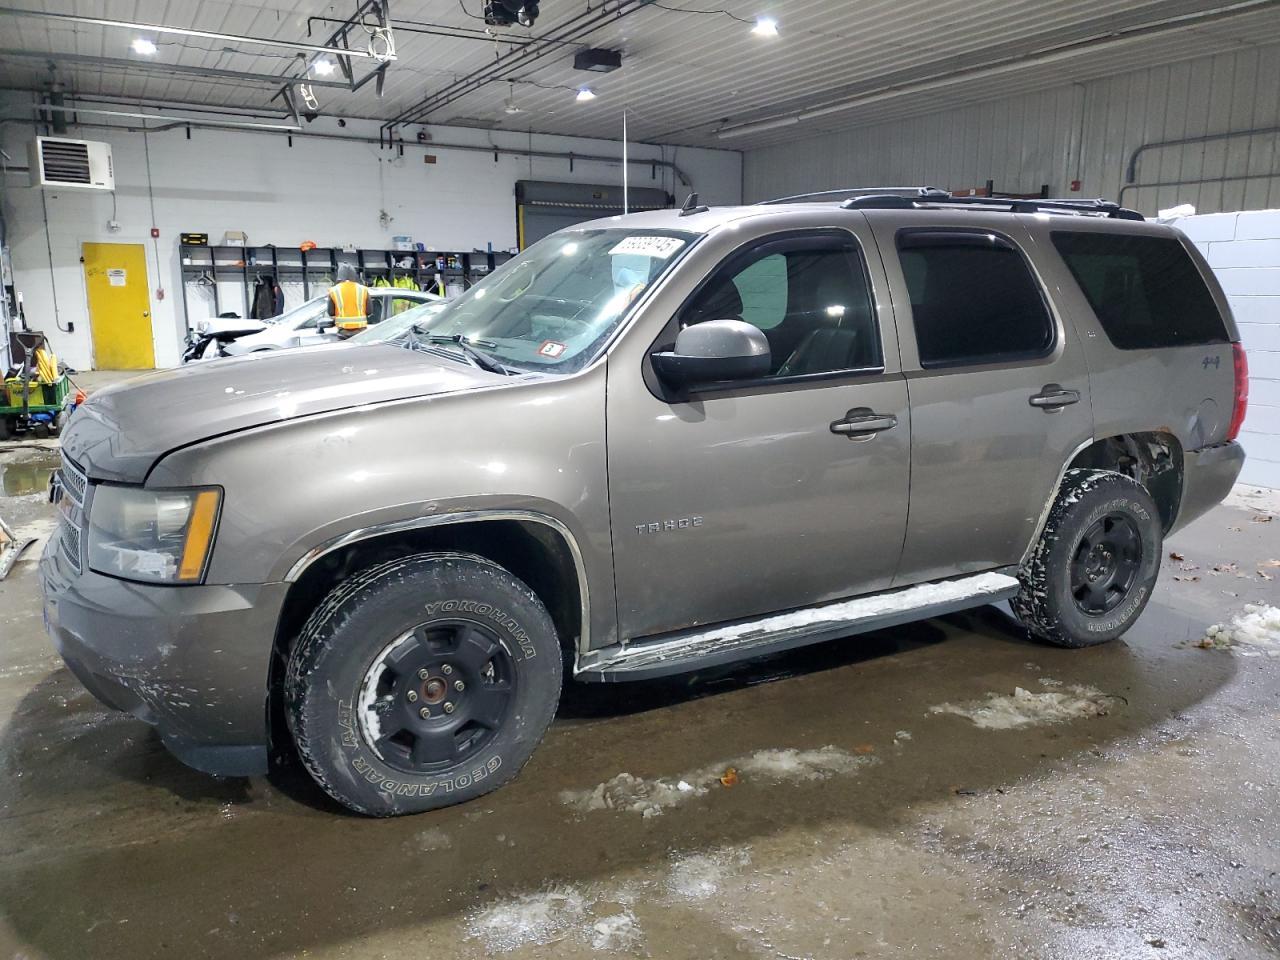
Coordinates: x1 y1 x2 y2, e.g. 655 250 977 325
1172 440 1246 533
40 546 287 777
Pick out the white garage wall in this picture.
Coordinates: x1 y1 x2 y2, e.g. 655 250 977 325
743 41 1280 217
0 91 741 370
1176 211 1280 489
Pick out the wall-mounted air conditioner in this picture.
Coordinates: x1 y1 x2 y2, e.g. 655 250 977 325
28 137 114 191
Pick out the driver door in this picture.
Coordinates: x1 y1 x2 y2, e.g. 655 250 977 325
606 227 911 641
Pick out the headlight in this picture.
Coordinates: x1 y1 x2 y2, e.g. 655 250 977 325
87 485 222 585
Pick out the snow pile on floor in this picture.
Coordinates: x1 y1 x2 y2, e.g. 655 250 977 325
736 746 869 781
466 888 645 954
466 888 590 953
589 911 642 951
1200 605 1280 657
929 681 1120 729
666 848 752 901
560 746 875 817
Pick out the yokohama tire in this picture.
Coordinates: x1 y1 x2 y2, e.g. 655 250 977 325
1013 469 1162 648
285 552 562 816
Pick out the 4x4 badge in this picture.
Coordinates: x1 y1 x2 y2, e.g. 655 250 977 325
1202 355 1221 369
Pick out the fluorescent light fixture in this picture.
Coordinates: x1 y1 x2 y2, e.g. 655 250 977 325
312 57 336 76
575 87 597 102
715 114 798 140
752 16 778 37
131 37 157 55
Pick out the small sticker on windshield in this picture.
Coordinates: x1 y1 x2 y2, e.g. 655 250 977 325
608 236 686 259
538 340 567 358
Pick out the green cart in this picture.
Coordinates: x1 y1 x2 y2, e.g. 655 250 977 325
0 374 73 440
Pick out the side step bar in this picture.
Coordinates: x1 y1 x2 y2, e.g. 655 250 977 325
576 571 1021 682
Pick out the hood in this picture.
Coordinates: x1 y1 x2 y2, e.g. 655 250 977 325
62 343 505 481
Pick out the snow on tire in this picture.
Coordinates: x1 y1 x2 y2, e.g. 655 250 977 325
1013 469 1162 648
284 552 562 816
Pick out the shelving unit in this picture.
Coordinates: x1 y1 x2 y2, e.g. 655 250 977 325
178 243 515 330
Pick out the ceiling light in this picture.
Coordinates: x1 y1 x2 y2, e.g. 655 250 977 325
575 87 597 102
751 16 779 37
131 37 157 55
312 57 336 76
504 100 524 115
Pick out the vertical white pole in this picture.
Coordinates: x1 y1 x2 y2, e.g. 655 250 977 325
623 107 629 215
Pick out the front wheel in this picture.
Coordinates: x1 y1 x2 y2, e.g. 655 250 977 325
1013 469 1162 647
285 553 562 816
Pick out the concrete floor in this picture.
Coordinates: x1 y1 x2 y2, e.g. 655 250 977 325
0 409 1278 958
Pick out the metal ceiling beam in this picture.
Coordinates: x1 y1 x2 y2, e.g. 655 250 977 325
0 48 352 89
0 5 396 60
384 0 649 132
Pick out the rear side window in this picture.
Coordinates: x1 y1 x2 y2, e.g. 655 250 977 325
897 231 1054 368
1051 232 1227 349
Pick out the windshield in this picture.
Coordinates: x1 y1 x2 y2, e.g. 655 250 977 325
265 296 325 328
348 300 447 343
404 228 696 373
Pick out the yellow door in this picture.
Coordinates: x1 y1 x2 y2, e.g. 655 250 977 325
83 242 155 369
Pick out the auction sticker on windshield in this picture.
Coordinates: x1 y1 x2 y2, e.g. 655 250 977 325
537 340 567 358
608 236 686 259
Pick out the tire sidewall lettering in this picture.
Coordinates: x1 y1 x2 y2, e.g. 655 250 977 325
349 749 502 797
423 599 537 660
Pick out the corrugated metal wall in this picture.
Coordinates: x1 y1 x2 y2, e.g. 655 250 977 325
744 42 1280 217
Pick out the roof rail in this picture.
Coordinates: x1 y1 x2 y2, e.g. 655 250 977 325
755 185 1144 220
756 186 949 205
839 190 1145 221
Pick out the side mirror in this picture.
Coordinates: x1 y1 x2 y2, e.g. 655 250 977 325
317 317 336 333
651 319 770 389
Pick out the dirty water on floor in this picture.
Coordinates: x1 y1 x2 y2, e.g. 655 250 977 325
0 469 1277 959
0 451 57 498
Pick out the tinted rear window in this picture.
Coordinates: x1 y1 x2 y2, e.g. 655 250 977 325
898 231 1054 368
1051 232 1227 349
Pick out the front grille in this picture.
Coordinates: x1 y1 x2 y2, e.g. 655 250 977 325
56 452 88 572
59 453 88 506
57 513 82 572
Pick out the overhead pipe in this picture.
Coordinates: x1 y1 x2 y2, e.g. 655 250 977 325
385 0 651 132
0 5 396 60
0 114 692 187
308 14 537 46
0 48 353 89
1126 125 1280 183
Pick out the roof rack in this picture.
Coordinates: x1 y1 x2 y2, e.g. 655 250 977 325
758 186 1144 221
757 186 948 205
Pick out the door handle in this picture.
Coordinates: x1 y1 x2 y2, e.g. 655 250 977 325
1029 384 1081 411
831 408 898 440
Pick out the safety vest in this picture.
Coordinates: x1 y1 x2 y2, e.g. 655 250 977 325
328 280 370 330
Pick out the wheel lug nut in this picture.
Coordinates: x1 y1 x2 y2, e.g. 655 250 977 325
443 702 455 714
417 668 429 680
419 707 431 719
441 664 453 676
406 690 418 702
454 680 465 692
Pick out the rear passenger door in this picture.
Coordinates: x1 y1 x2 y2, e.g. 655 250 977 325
867 215 1095 584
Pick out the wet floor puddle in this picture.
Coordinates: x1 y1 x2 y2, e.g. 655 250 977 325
0 455 58 497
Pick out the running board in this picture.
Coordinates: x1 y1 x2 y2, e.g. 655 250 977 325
576 571 1021 682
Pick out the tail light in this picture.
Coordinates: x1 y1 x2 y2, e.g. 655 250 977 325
1227 342 1249 442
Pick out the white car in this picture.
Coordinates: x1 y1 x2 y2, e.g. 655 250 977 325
220 288 441 356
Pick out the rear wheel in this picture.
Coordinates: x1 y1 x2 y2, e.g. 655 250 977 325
285 553 562 816
1013 469 1162 647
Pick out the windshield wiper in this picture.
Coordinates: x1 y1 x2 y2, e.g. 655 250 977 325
408 326 512 375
